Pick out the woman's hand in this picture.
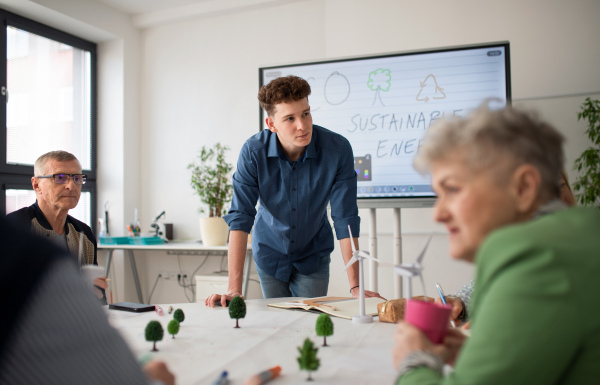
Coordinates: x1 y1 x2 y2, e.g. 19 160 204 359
393 321 467 369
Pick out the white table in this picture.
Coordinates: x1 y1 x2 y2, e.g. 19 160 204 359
98 242 253 303
106 299 398 385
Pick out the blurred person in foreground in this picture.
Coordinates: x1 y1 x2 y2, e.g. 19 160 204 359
393 105 600 384
6 150 108 302
439 169 578 327
0 216 175 385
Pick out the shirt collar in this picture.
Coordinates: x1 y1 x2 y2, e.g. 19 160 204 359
266 127 317 162
532 199 567 219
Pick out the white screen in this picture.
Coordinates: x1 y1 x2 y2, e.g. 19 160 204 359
260 43 510 203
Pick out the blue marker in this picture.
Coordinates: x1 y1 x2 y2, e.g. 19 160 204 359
436 283 456 328
212 370 229 385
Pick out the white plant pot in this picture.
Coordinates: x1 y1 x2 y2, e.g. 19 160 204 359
199 217 229 246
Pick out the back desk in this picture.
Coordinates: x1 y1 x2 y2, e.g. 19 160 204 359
98 242 253 303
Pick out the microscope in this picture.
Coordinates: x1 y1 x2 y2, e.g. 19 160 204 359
150 211 172 241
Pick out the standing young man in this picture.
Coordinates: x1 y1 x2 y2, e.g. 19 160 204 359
206 76 383 306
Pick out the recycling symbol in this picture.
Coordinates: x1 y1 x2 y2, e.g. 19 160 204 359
416 74 446 102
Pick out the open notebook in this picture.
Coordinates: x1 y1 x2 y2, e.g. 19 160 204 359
268 296 386 320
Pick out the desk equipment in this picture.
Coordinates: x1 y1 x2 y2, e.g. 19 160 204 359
436 282 457 327
109 302 155 312
246 366 281 385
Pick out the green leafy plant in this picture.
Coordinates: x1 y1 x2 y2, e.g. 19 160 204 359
173 308 185 324
188 143 234 217
167 319 180 339
315 314 334 347
573 97 600 208
297 338 320 381
229 296 247 328
145 320 164 351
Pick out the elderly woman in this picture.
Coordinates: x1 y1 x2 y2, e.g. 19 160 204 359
393 106 600 384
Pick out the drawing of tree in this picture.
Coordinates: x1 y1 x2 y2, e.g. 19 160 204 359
367 68 391 106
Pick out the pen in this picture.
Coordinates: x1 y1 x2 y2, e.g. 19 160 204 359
212 371 229 385
435 283 456 328
245 366 281 385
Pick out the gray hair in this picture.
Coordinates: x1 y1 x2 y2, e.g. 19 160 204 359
414 105 565 199
34 151 80 176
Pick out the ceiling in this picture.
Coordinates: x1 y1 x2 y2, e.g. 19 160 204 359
95 0 210 15
95 0 308 28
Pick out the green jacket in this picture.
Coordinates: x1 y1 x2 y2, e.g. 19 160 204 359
399 207 600 385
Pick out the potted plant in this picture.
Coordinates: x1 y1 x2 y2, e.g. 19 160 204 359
573 97 600 208
188 143 234 245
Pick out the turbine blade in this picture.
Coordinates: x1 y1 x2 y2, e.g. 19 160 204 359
393 266 416 277
348 225 356 252
416 235 433 264
344 256 358 271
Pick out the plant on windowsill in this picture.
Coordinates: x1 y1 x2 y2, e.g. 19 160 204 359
188 143 234 245
573 97 600 208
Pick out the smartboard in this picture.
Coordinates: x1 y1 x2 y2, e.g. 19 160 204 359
259 42 511 208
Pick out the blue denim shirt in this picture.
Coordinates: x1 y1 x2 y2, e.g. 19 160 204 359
224 125 360 282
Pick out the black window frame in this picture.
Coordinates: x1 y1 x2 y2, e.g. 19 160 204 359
0 9 97 233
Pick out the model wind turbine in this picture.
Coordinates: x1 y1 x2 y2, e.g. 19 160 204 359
344 225 380 324
393 236 432 299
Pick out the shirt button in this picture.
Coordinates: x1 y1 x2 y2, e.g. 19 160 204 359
293 167 296 171
292 208 296 211
292 226 296 229
291 240 295 244
292 188 296 191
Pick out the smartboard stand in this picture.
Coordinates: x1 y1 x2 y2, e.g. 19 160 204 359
368 207 403 298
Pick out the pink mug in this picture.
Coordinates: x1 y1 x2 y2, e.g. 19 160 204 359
405 299 452 344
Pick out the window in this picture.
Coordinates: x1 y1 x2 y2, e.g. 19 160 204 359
0 10 97 231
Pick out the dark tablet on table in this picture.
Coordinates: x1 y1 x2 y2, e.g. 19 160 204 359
108 302 155 312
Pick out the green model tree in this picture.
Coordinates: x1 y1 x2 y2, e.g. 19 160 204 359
229 296 246 328
297 338 320 381
315 314 334 347
145 320 164 352
173 308 185 324
167 319 180 339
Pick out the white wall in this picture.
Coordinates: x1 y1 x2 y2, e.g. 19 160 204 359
7 0 600 303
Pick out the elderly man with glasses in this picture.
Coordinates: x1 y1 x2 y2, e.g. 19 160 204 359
7 150 107 303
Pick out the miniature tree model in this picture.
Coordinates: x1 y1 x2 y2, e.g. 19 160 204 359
167 319 180 339
297 338 320 381
145 320 164 352
315 314 334 347
173 308 185 324
229 296 246 328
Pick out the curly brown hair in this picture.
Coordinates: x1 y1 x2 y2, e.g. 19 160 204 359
258 75 311 117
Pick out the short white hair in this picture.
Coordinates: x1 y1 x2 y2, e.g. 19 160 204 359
414 104 565 199
34 151 80 176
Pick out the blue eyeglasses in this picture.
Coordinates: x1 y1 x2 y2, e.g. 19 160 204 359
37 174 87 185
